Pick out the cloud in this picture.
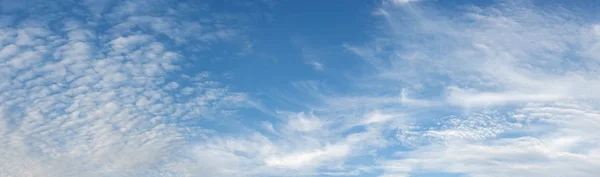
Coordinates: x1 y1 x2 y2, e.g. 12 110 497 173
388 0 422 5
265 144 350 169
0 0 258 176
341 1 600 176
445 87 565 107
306 60 324 71
382 136 599 177
3 0 600 177
294 39 327 71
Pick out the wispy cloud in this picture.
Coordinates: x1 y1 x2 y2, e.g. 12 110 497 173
343 1 600 176
389 0 422 5
305 60 324 71
3 0 600 177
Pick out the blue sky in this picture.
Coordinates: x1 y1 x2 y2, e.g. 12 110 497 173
2 0 600 177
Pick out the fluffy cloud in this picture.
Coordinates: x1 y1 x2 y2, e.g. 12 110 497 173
0 0 254 176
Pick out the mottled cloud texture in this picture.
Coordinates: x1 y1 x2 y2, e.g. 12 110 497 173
2 0 600 177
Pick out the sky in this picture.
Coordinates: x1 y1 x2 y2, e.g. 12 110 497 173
1 0 600 176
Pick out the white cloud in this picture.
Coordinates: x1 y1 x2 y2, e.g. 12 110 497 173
382 136 600 177
306 60 324 71
363 111 400 124
446 87 565 107
342 1 600 176
286 112 323 132
0 0 257 176
265 144 350 169
4 0 600 177
389 0 422 5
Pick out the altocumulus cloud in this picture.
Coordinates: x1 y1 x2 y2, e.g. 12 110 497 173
0 0 255 176
2 0 600 177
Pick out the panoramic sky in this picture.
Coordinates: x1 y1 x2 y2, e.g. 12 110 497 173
1 0 600 176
